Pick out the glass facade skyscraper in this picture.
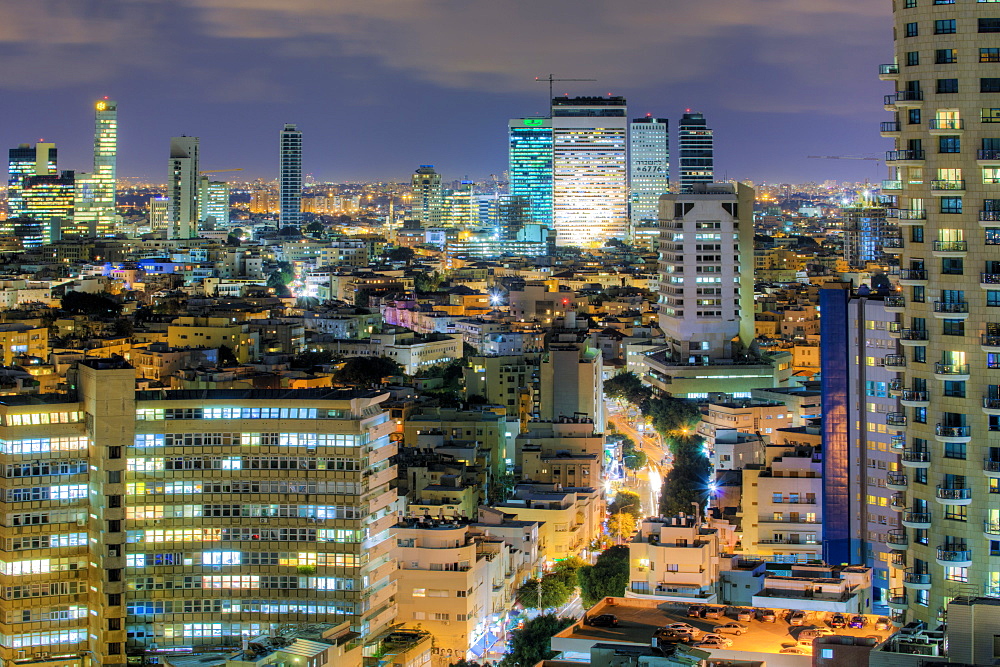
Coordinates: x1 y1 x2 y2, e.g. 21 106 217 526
678 112 714 193
279 123 302 228
508 117 553 231
73 100 117 237
7 143 56 220
629 116 670 228
20 170 76 246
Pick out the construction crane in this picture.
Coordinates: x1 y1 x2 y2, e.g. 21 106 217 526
807 155 882 164
199 168 244 174
535 74 596 101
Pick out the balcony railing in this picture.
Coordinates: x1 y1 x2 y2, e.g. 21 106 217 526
899 269 928 281
898 209 927 220
936 486 972 501
930 179 966 191
881 178 902 189
883 355 907 368
985 520 1000 535
890 435 905 450
903 512 932 525
929 119 964 131
932 241 968 252
896 90 924 102
935 362 970 375
979 149 1000 160
982 273 1000 285
984 398 1000 410
888 591 908 606
980 210 1000 222
885 295 906 308
935 424 971 438
886 149 925 161
902 449 930 463
903 572 932 585
984 459 1000 473
887 530 908 546
890 494 907 509
887 472 908 486
936 548 972 562
933 301 969 314
900 329 929 341
880 64 900 76
982 335 1000 347
902 390 929 402
887 412 907 426
883 237 904 249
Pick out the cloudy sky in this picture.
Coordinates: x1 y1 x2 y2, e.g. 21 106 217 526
0 0 892 184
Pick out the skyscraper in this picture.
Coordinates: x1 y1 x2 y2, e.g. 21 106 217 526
678 112 714 193
19 170 76 245
878 1 1000 622
279 123 302 228
410 165 443 226
841 200 898 270
7 142 56 219
73 99 118 237
508 117 554 229
198 176 230 228
551 96 629 246
166 137 200 239
629 115 670 229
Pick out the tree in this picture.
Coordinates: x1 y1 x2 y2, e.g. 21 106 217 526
609 490 643 520
289 350 341 369
577 546 629 607
386 246 415 264
643 395 702 437
659 434 711 517
499 615 574 667
607 512 637 544
603 371 652 408
620 437 648 472
550 556 586 591
333 356 402 386
218 344 239 367
305 221 326 235
516 575 571 610
487 472 516 505
61 291 121 315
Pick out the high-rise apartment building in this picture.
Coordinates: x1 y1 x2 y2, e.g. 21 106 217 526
410 166 443 226
879 2 1000 621
841 201 899 270
629 115 670 229
73 99 118 237
198 176 230 228
677 112 714 193
279 124 302 228
551 96 629 246
0 359 399 667
508 117 554 230
166 137 200 239
7 142 56 219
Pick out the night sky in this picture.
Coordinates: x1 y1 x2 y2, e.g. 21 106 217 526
1 0 892 185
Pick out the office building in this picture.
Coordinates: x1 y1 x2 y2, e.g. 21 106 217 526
879 0 1000 622
166 136 200 239
551 96 629 246
7 142 56 219
148 196 169 233
629 115 670 229
410 166 442 227
508 117 554 230
0 358 399 667
198 176 230 228
677 112 714 193
19 170 76 245
279 124 302 228
73 99 118 237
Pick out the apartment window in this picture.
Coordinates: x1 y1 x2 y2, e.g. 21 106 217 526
914 407 927 423
944 505 967 522
911 226 925 244
942 319 965 336
981 18 1000 32
935 0 955 3
944 441 967 459
984 78 1000 92
906 51 920 66
107 593 121 606
936 49 958 63
941 197 963 214
107 643 122 656
108 618 121 631
983 48 1000 63
935 19 957 34
988 228 1000 245
937 78 959 94
939 135 961 153
909 108 922 124
943 380 966 397
915 468 928 484
913 346 927 364
988 291 1000 307
906 22 919 37
906 0 917 5
942 258 963 275
108 446 121 459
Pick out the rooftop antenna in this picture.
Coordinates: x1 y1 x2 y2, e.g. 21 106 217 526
535 74 597 104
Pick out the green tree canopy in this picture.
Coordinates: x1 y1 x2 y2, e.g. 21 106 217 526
61 290 121 315
499 615 574 667
386 246 415 264
607 512 636 544
604 371 652 407
516 575 571 610
577 546 629 607
333 356 402 386
643 396 702 437
609 489 643 520
620 438 648 471
659 434 711 517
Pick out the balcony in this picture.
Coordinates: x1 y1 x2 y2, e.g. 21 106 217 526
984 398 1000 416
899 329 929 347
902 512 932 530
982 334 1000 352
887 590 908 610
933 301 970 319
886 412 907 427
885 90 923 109
931 241 968 258
879 63 900 80
885 149 925 163
898 269 928 285
935 486 972 506
935 424 972 443
902 572 932 590
886 530 909 550
897 209 927 223
900 449 930 468
887 472 908 491
889 493 907 511
982 273 1000 289
929 179 966 195
889 379 903 397
882 237 904 254
887 321 903 338
985 520 1000 538
884 295 906 312
890 434 905 450
881 177 902 190
984 458 1000 479
978 149 1000 164
929 118 964 134
883 355 907 370
901 389 930 407
936 548 972 567
980 210 1000 227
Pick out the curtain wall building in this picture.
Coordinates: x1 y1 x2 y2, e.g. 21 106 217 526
629 115 670 229
279 124 302 228
508 117 554 231
7 143 56 220
678 112 714 193
73 99 117 238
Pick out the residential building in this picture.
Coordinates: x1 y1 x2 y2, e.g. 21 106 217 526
279 123 302 228
508 117 554 230
551 96 629 246
538 343 605 431
677 111 713 192
411 166 443 227
629 115 670 230
492 483 604 565
0 322 48 365
165 316 260 363
166 136 200 239
627 515 722 602
842 201 897 270
198 177 230 228
878 0 1000 622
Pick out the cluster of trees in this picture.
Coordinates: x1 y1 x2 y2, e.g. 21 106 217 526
497 615 575 667
659 434 712 517
577 546 629 607
60 291 122 315
604 371 701 436
619 436 647 471
333 356 402 386
515 557 584 610
606 489 641 544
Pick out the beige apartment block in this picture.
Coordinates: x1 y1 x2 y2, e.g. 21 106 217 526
739 452 823 559
166 316 260 363
492 483 604 565
626 516 722 603
0 323 47 365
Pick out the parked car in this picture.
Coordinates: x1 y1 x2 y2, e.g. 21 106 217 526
874 617 892 631
789 611 808 626
695 636 733 649
828 613 847 628
849 615 868 629
588 614 619 627
756 608 776 622
702 606 722 619
799 628 835 641
779 647 807 655
652 628 689 648
687 605 703 618
715 623 748 636
734 608 754 622
664 623 702 639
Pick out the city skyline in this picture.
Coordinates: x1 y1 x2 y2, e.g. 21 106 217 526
0 1 890 184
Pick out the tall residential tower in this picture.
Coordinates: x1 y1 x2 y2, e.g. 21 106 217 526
166 137 200 239
279 123 302 228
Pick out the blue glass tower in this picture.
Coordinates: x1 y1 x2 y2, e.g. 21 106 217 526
508 117 553 230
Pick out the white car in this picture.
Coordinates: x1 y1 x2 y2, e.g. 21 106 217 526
698 633 733 647
664 623 702 639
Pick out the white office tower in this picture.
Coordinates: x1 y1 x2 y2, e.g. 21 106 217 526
73 99 118 237
630 115 670 228
198 176 230 228
551 96 628 247
148 196 169 234
279 123 302 228
166 136 200 239
657 182 755 362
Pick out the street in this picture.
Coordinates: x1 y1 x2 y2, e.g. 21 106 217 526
607 404 671 518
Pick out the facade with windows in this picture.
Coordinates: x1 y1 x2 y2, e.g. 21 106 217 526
508 117 554 231
7 143 57 221
279 124 302 229
71 100 117 238
880 0 1000 624
0 359 398 667
629 116 670 230
677 112 714 193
